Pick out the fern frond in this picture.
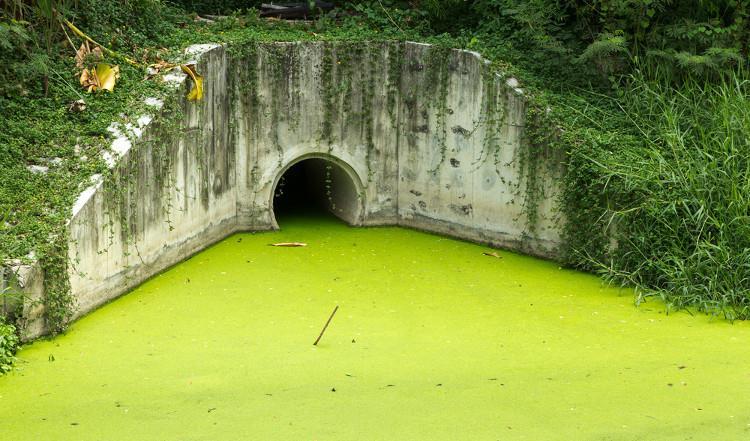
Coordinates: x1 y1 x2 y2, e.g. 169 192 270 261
578 33 629 63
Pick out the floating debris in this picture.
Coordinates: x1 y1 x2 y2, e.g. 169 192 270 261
271 242 307 247
68 99 87 112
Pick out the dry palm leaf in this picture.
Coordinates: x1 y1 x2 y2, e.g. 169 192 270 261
68 99 87 112
270 242 307 247
180 63 204 101
80 63 120 93
65 20 138 67
146 59 176 79
97 63 119 92
74 42 103 69
482 251 502 258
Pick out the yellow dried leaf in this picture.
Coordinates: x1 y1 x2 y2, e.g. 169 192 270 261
80 63 120 93
150 59 175 72
96 63 120 92
180 64 204 101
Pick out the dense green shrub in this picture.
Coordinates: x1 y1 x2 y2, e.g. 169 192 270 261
572 72 750 318
0 319 19 374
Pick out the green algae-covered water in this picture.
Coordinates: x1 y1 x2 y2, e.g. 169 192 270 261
2 215 750 440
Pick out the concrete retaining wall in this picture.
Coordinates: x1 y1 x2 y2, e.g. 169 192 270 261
9 40 564 339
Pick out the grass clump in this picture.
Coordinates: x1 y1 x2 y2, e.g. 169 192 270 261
0 318 19 373
572 72 750 319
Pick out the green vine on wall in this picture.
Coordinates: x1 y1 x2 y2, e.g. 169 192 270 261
386 42 405 124
516 100 562 239
424 45 452 174
474 69 507 173
319 43 336 145
39 234 74 335
361 43 378 182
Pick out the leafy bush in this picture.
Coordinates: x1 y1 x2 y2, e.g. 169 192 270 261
558 70 750 319
0 319 19 374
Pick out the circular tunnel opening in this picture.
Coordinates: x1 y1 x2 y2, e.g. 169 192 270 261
272 157 362 227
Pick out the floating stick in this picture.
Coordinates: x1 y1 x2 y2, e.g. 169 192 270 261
313 305 339 346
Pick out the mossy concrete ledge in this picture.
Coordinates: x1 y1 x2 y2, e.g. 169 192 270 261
5 41 565 340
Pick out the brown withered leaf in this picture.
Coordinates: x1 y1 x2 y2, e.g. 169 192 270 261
145 59 177 79
79 67 96 92
80 63 120 93
75 42 103 69
68 99 87 112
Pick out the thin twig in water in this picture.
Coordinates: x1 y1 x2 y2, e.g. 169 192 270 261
313 305 339 346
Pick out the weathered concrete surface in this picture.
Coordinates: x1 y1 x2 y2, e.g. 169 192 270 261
233 42 402 229
67 44 237 325
395 43 562 255
9 40 565 338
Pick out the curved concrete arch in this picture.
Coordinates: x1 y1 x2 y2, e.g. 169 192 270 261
268 152 366 229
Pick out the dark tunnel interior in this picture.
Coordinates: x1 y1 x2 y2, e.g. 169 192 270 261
272 158 360 227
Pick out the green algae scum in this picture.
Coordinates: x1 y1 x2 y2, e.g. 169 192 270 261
2 215 750 440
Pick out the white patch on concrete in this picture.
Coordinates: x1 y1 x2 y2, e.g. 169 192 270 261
101 151 116 168
110 136 132 157
101 114 154 168
107 122 124 138
185 43 221 56
144 97 164 109
27 165 49 174
71 174 103 217
163 69 187 85
137 115 153 128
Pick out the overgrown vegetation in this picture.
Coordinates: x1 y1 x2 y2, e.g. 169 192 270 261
560 70 750 319
0 318 19 374
1 0 749 358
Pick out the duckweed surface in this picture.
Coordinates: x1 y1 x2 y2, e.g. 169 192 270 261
2 216 750 440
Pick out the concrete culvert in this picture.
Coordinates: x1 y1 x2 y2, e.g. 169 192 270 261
271 157 363 227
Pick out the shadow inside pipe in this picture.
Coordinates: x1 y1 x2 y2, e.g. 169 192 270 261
272 158 360 228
